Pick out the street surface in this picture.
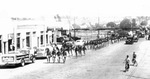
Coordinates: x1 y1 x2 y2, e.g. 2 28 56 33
1 38 150 79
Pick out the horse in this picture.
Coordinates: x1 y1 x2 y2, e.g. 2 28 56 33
62 41 74 56
45 48 51 63
60 46 67 63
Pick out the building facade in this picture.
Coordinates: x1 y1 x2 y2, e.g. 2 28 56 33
0 17 54 54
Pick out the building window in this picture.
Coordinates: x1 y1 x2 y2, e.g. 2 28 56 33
52 34 54 42
8 39 14 51
17 33 20 49
17 38 20 49
26 36 30 47
40 31 44 45
0 36 2 53
41 35 43 45
46 34 48 44
0 40 1 53
26 32 30 47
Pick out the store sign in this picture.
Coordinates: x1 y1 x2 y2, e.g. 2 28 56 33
17 25 37 29
11 17 34 21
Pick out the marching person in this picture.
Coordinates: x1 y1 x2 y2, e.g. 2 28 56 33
124 55 130 72
52 48 56 63
46 48 51 63
57 49 61 63
75 46 78 58
61 47 67 63
132 52 138 66
82 45 86 55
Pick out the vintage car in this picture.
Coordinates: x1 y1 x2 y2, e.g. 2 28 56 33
139 32 145 38
34 45 53 58
0 49 35 67
74 40 85 46
133 35 139 42
125 36 134 44
34 46 47 58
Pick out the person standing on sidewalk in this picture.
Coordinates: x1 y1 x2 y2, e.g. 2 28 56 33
124 55 130 72
132 52 138 66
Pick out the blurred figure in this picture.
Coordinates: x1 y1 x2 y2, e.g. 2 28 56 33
46 48 51 63
82 45 86 55
124 55 130 72
132 52 138 66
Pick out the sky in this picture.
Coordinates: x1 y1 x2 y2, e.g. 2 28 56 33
0 0 150 24
0 0 150 17
0 0 150 33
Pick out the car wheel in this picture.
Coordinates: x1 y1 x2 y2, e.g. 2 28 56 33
21 59 25 67
32 57 35 63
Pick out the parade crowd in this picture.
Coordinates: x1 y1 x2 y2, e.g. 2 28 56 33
43 34 126 64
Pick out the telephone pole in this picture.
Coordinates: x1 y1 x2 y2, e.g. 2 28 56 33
97 17 100 39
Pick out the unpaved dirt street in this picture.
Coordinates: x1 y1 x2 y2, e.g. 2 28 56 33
1 38 150 79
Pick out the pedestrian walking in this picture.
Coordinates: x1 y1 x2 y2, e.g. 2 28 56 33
124 55 130 72
132 52 138 66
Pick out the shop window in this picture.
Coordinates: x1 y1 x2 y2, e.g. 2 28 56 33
17 33 20 49
26 32 30 48
4 42 6 54
0 36 2 53
41 35 43 45
46 34 48 43
0 40 1 53
8 39 14 51
52 34 54 42
17 38 20 49
26 36 30 47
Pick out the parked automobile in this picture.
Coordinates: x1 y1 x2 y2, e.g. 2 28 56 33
133 35 139 42
34 46 47 58
139 32 145 38
34 45 54 58
0 48 35 67
74 40 85 46
125 36 134 44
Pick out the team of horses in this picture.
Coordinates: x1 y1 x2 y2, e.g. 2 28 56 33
43 41 86 63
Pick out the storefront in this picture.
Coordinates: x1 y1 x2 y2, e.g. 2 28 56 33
0 17 70 54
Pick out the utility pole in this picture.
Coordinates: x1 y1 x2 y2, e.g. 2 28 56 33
67 16 71 40
73 17 76 37
97 17 100 39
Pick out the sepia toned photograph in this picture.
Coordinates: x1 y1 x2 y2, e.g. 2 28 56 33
0 0 150 79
